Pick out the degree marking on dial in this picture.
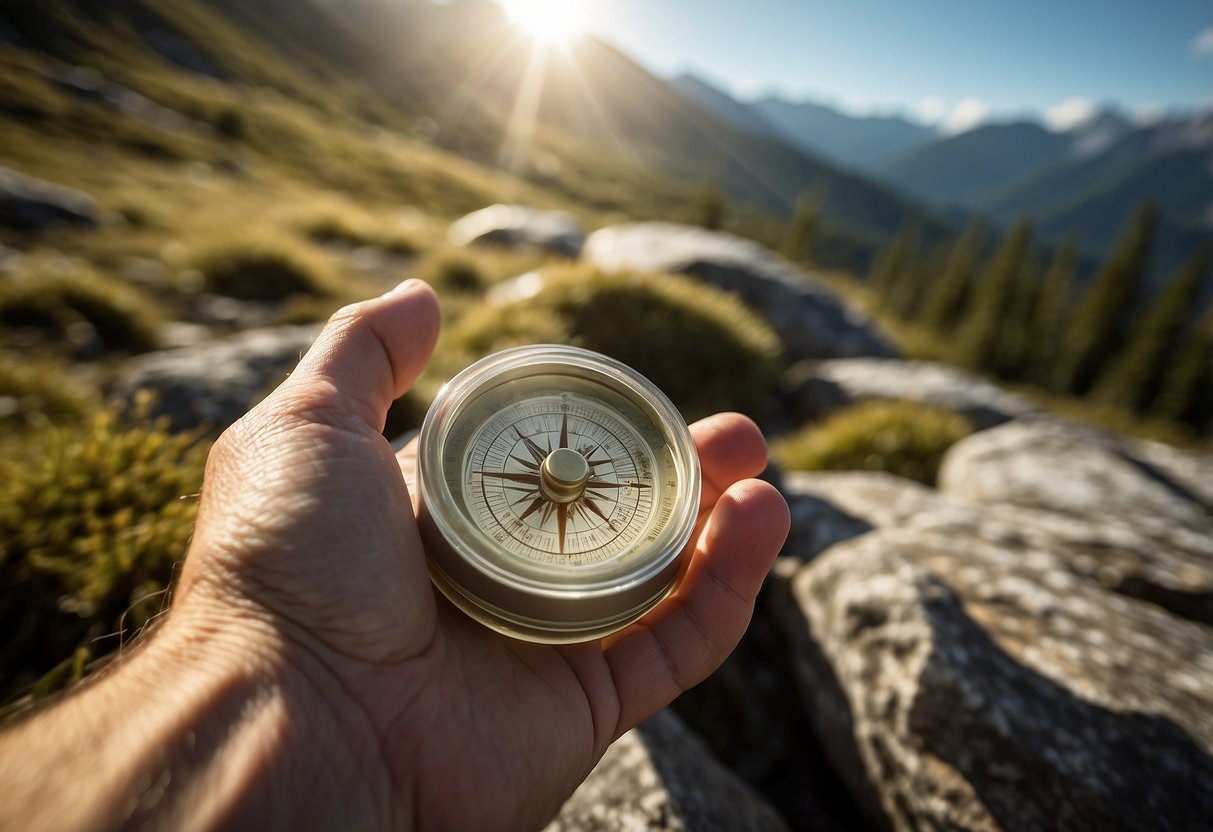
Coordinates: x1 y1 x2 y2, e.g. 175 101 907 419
464 396 665 560
477 471 542 485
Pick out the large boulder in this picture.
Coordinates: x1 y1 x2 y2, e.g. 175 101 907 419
115 325 319 432
939 418 1213 623
448 204 585 257
546 709 789 831
778 526 1213 832
582 222 896 362
0 166 99 231
783 358 1034 429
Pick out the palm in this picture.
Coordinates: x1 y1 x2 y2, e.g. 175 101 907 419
178 283 788 830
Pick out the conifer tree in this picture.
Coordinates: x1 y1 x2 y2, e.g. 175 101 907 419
781 194 820 265
1151 308 1213 433
956 219 1034 376
690 181 726 230
868 223 920 313
1054 203 1159 396
1028 237 1079 387
999 247 1046 380
920 219 987 332
1094 244 1212 413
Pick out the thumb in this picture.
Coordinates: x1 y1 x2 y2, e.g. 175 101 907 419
270 279 441 432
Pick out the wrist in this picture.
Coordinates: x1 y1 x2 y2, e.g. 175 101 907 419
137 600 403 829
0 600 401 831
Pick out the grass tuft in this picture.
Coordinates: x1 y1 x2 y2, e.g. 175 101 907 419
193 235 336 301
0 396 210 711
772 400 973 485
0 261 160 355
450 264 782 420
0 351 100 432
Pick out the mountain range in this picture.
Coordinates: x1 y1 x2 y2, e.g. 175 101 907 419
674 72 1212 275
1 0 1208 278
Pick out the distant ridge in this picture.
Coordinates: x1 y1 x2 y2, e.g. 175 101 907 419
752 96 936 172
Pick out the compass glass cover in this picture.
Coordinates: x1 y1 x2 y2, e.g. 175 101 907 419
417 345 701 643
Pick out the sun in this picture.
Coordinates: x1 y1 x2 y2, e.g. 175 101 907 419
500 0 595 45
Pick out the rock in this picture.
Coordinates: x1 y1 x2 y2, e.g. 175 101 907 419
670 567 874 832
786 464 1213 626
0 166 99 231
777 524 1213 832
783 358 1034 429
449 204 585 257
582 222 896 362
938 418 1213 623
545 709 789 832
115 325 319 432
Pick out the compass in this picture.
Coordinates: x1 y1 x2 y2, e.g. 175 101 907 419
417 345 701 643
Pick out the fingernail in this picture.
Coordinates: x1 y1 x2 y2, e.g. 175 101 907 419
387 278 422 297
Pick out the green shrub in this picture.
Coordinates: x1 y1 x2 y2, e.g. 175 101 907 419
415 248 487 294
212 107 247 140
0 352 99 431
194 236 336 301
0 400 210 711
300 214 417 255
0 263 160 355
772 400 973 485
451 265 782 420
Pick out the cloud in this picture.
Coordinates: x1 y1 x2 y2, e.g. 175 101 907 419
1044 97 1096 131
1196 26 1213 56
939 98 988 135
913 96 947 126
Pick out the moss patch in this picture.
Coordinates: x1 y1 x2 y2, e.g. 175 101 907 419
450 264 782 420
0 400 210 711
193 235 337 301
0 261 160 355
772 400 973 485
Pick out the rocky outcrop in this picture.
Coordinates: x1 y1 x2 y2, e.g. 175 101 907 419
0 166 99 231
774 456 1213 831
546 709 789 832
448 204 585 257
115 325 319 432
783 358 1034 429
776 525 1213 832
582 222 896 362
939 418 1213 623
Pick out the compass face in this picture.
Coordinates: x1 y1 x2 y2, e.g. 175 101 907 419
417 346 700 643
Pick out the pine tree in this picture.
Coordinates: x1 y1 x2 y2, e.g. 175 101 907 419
1027 237 1079 387
1093 243 1212 412
1151 308 1213 433
690 181 726 230
920 219 987 332
956 220 1034 376
868 223 921 314
999 247 1046 381
1054 203 1159 396
781 194 820 265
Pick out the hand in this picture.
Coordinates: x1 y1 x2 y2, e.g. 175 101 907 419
0 280 789 831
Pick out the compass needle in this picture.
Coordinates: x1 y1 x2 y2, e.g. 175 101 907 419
517 495 545 522
556 503 568 554
418 345 700 642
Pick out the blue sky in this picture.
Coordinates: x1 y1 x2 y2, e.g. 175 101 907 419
585 0 1213 131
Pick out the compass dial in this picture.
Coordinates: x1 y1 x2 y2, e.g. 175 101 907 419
417 346 700 643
